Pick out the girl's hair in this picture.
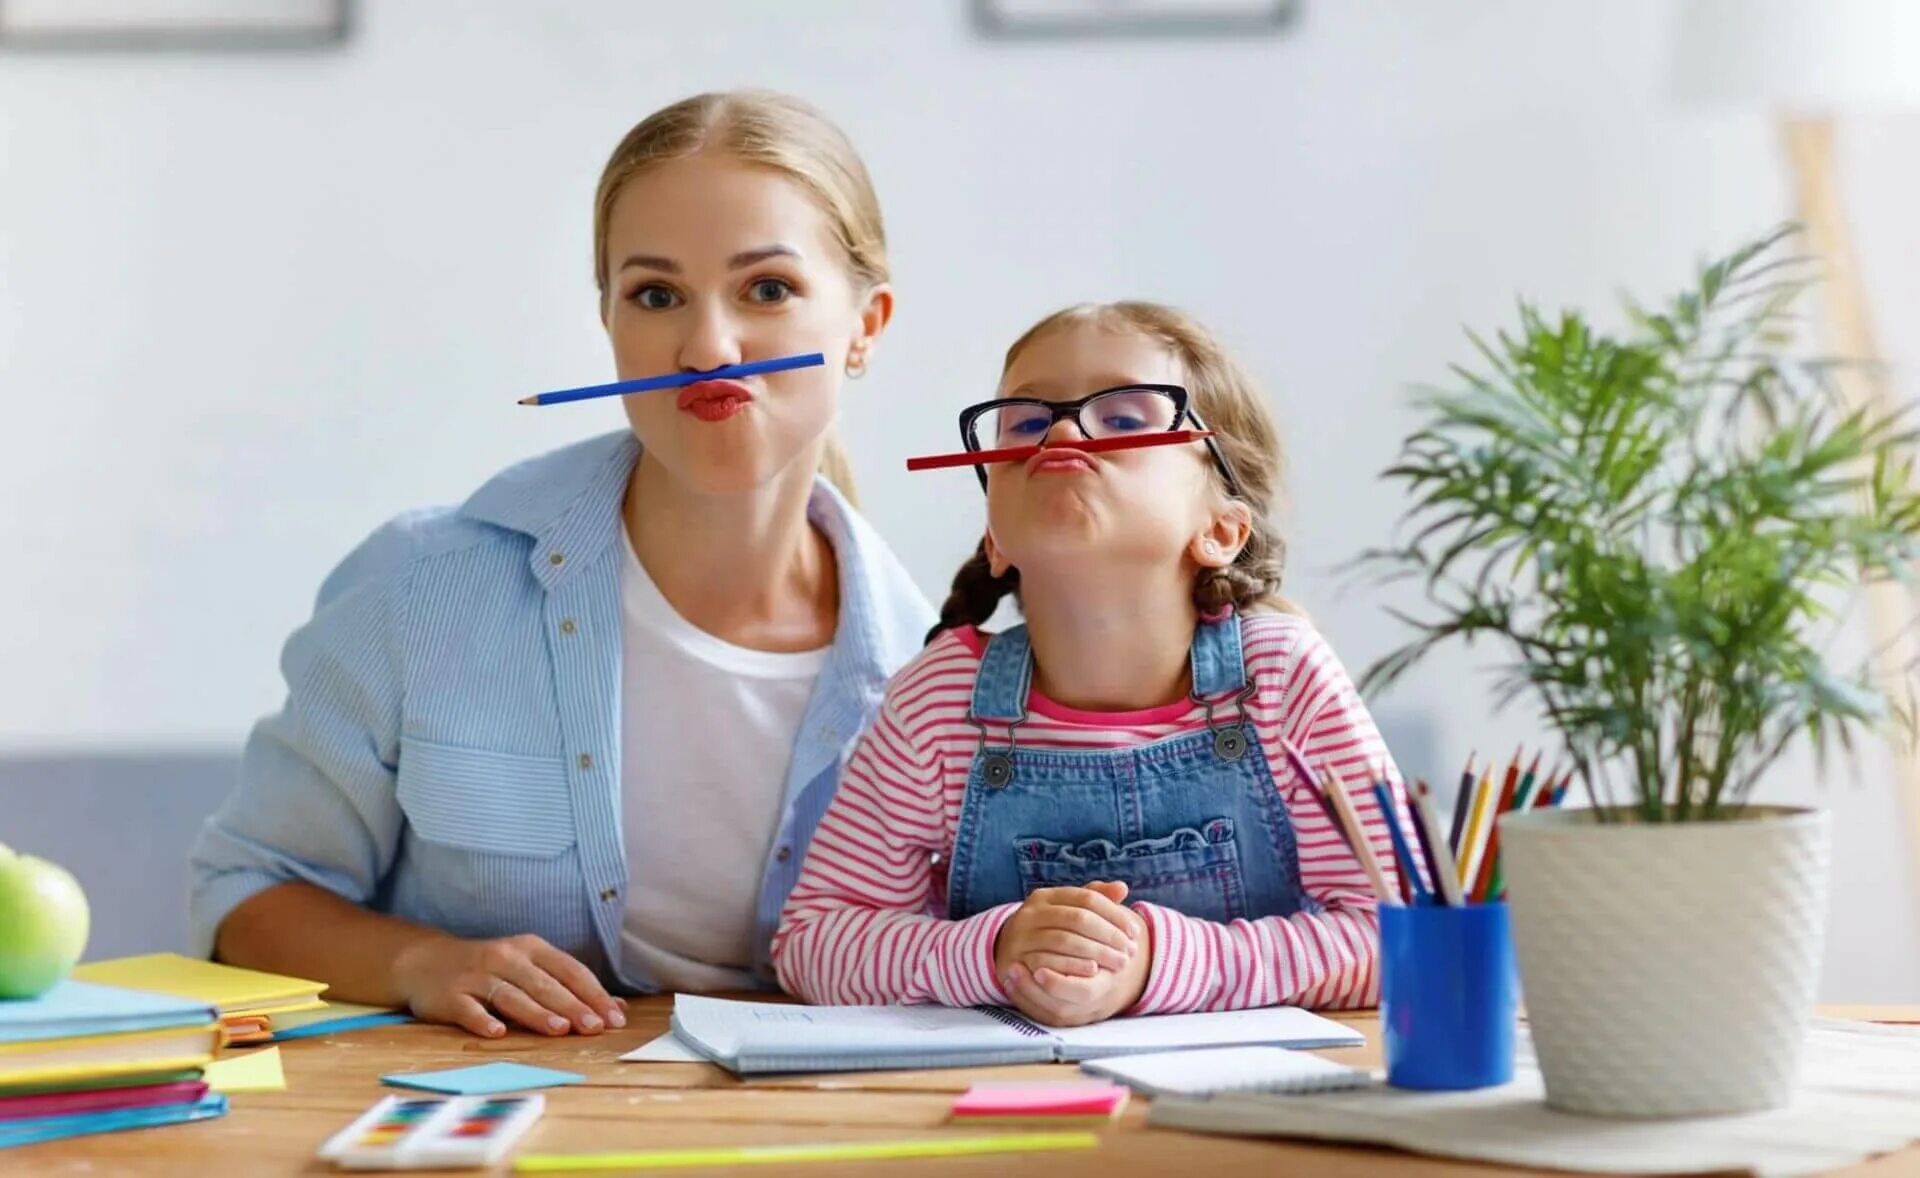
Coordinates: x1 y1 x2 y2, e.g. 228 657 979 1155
593 90 885 506
929 301 1295 643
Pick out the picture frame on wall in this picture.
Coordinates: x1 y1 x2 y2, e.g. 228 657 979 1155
0 0 349 51
973 0 1298 39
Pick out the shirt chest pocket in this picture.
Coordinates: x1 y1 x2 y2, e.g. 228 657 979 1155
394 735 583 935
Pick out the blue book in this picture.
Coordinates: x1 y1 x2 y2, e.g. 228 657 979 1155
0 1093 228 1149
0 981 218 1045
669 995 1365 1076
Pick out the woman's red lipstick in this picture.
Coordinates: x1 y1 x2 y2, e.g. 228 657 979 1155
677 379 754 422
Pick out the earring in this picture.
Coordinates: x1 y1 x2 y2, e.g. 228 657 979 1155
845 346 868 379
1203 540 1222 556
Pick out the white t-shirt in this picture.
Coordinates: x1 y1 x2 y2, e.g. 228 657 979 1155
618 532 828 992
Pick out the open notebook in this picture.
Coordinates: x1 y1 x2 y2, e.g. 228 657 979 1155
670 995 1364 1075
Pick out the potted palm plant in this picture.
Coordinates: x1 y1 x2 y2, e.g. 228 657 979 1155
1358 227 1920 1117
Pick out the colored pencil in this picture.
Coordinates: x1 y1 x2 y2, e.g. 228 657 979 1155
1277 741 1355 854
905 429 1216 472
1447 752 1477 855
1469 749 1524 903
1508 751 1545 811
1548 769 1573 808
1321 763 1397 905
1485 751 1540 901
514 1132 1101 1172
1407 779 1466 906
1372 775 1428 905
1528 765 1563 809
518 352 826 407
1456 767 1496 891
1402 777 1442 901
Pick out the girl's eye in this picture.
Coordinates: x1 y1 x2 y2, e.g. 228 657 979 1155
747 277 794 304
1100 413 1150 432
1009 417 1049 435
631 284 681 310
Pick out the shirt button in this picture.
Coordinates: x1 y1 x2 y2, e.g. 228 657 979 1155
776 846 792 863
600 887 617 903
559 618 577 635
578 753 594 770
548 552 565 566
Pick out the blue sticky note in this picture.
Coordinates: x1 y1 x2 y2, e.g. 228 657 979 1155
380 1062 583 1095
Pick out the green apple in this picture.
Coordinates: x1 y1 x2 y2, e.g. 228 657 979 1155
0 842 90 999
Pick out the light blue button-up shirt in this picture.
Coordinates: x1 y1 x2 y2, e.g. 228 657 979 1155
188 431 934 992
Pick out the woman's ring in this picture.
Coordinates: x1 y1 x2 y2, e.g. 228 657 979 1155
484 979 505 1007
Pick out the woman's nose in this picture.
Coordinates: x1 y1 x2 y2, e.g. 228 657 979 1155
677 303 743 373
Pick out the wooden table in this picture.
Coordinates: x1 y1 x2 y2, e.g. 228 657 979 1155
17 1001 1920 1176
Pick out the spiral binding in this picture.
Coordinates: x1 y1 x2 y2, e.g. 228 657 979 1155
971 1005 1050 1038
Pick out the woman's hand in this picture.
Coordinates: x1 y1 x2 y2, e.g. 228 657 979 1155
993 881 1141 983
1003 917 1152 1027
390 933 627 1039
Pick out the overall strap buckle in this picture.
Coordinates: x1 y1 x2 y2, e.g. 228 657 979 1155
969 711 1024 789
1194 680 1258 762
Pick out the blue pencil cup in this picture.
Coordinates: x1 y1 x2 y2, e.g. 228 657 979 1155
1379 901 1516 1090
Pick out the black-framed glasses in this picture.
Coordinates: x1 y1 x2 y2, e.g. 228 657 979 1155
956 383 1245 497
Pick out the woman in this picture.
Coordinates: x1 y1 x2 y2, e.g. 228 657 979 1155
189 91 933 1039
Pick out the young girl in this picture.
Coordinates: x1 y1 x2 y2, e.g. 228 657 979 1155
772 302 1411 1026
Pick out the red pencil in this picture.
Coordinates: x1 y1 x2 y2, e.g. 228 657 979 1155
905 429 1215 472
1469 747 1523 902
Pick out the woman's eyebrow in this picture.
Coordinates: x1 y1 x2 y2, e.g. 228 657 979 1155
617 245 799 275
619 253 679 274
729 244 801 268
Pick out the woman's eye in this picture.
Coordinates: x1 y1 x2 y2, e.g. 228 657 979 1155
1009 417 1049 435
631 284 681 310
747 277 794 304
1101 413 1149 431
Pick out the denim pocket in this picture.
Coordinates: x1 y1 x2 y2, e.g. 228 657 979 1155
1013 817 1248 923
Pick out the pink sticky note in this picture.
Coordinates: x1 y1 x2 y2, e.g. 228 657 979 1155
951 1082 1128 1120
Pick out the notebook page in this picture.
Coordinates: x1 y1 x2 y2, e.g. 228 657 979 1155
1083 1046 1370 1097
1051 1005 1364 1059
671 996 1043 1062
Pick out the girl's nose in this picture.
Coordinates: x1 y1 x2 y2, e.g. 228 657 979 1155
1042 416 1088 445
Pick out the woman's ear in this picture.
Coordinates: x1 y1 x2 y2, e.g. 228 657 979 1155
848 283 895 374
1189 499 1253 568
984 528 1013 578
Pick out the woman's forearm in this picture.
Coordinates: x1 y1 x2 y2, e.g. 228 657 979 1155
212 881 452 1006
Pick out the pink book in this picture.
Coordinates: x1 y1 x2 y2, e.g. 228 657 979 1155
950 1082 1129 1124
0 1080 209 1122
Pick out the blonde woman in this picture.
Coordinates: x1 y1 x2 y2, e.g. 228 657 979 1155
190 92 932 1038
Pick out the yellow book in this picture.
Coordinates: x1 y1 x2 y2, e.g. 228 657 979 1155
73 954 327 1018
0 1024 221 1087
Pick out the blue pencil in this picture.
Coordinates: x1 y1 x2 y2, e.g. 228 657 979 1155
518 352 826 406
1372 777 1431 905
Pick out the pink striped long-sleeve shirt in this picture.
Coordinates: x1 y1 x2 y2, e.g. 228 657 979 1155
772 612 1414 1014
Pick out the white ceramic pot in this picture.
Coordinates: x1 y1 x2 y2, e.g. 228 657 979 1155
1498 805 1830 1117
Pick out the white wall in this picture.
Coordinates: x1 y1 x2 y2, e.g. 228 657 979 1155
3 0 1916 997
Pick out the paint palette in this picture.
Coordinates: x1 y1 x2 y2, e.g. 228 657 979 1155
318 1093 544 1170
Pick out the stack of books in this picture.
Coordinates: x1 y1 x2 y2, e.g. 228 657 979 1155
72 954 328 1044
0 980 227 1149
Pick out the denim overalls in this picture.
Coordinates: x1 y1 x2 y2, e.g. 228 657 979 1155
945 613 1317 922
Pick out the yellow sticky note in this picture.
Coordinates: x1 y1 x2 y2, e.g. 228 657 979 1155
205 1047 286 1094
